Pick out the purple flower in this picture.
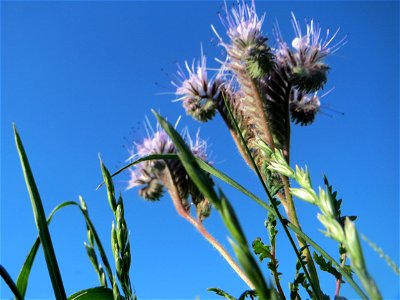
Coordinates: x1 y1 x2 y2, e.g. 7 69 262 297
172 53 224 122
274 13 346 92
290 89 321 126
127 121 212 219
212 0 273 79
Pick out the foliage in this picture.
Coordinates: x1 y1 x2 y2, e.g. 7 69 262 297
1 1 397 300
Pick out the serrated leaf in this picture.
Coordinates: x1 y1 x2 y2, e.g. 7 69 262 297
68 287 114 300
313 253 341 280
252 238 273 262
208 287 236 300
238 289 257 300
106 154 367 299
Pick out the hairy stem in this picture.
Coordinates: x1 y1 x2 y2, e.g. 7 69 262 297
163 164 255 290
335 250 347 297
222 95 320 297
270 244 286 299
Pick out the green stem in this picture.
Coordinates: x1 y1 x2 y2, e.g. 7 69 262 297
283 175 322 299
0 264 23 300
221 96 320 298
163 165 255 290
106 153 368 299
270 242 286 299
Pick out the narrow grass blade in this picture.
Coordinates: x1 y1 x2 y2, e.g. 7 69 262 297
16 199 115 296
16 201 76 299
152 110 220 206
102 148 367 298
0 264 23 300
13 125 67 300
153 111 274 298
67 287 114 300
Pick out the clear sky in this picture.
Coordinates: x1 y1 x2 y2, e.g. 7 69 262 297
1 1 399 299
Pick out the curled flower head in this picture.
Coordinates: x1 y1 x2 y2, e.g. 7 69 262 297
173 53 224 122
212 0 274 78
275 12 346 92
219 0 264 47
127 120 213 220
290 89 321 126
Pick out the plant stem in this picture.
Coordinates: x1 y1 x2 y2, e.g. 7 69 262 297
222 96 319 297
282 176 322 298
335 251 347 297
163 165 255 290
270 244 286 299
0 264 23 300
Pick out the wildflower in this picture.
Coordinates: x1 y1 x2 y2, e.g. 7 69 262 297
274 12 346 92
212 0 273 79
127 121 212 220
172 53 224 122
290 89 321 126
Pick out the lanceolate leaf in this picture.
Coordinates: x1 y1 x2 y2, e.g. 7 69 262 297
105 153 367 299
67 287 114 300
16 201 77 299
15 199 115 299
1 264 23 300
14 125 67 300
152 110 220 208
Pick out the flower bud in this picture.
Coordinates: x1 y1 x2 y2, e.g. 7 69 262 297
290 92 320 126
292 63 329 93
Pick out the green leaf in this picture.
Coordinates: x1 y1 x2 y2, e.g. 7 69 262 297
105 151 368 299
1 264 23 300
67 287 114 300
238 289 257 300
313 253 341 280
16 198 115 298
14 125 67 300
252 239 273 262
16 201 77 299
152 110 220 209
229 240 274 300
207 287 237 300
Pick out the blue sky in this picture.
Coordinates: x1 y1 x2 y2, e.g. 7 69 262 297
1 1 399 299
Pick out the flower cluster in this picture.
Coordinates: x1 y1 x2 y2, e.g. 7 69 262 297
275 12 347 93
212 0 274 79
172 54 224 122
289 89 321 126
127 122 212 220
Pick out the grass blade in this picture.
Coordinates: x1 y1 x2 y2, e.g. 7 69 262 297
1 264 23 300
103 152 367 298
67 287 114 300
153 111 273 298
16 198 116 297
13 125 67 300
16 201 76 299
